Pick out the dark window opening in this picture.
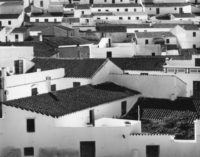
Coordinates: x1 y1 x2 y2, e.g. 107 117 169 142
125 8 128 12
51 84 56 91
136 17 139 20
27 119 35 132
134 8 137 12
152 52 155 56
166 39 170 43
193 32 196 37
128 17 131 20
107 51 112 58
31 88 38 96
121 101 127 115
73 82 81 87
8 21 11 25
35 19 39 22
145 39 149 44
195 58 200 66
89 109 95 126
15 34 19 40
40 0 43 7
80 141 95 157
0 103 2 118
82 11 84 15
24 147 34 156
193 44 196 49
146 145 159 157
117 9 119 12
45 19 48 22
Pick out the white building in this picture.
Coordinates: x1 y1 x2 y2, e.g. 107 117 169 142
30 12 63 23
171 24 200 49
7 27 29 42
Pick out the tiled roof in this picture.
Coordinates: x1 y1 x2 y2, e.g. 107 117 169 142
31 58 107 78
144 3 190 7
76 4 91 9
179 24 199 30
3 82 140 117
126 97 200 123
110 57 166 71
0 14 20 19
96 24 126 32
172 13 196 18
135 31 175 38
93 3 142 8
12 27 28 33
31 12 63 17
55 25 73 31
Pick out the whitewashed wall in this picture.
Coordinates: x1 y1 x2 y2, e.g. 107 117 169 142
110 73 187 99
30 16 63 22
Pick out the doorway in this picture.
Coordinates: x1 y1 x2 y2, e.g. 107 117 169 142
80 141 95 157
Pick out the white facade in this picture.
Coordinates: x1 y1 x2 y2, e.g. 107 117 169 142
30 15 63 23
171 25 200 49
74 8 91 18
110 73 187 99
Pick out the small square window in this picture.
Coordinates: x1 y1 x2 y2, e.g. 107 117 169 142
134 8 137 12
51 84 56 91
145 39 149 44
27 119 35 132
54 18 57 22
24 147 34 156
120 0 123 2
136 17 139 20
117 9 119 12
106 9 109 12
125 8 128 12
107 51 112 58
166 39 170 43
174 7 177 10
119 17 123 20
193 44 196 49
193 32 196 37
35 19 39 22
82 11 84 15
98 9 101 12
31 88 38 96
73 82 80 87
8 21 11 25
104 0 107 2
128 17 131 20
15 34 19 40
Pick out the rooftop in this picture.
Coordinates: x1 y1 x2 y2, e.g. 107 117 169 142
172 13 196 18
4 82 140 117
126 97 200 123
93 3 142 8
11 27 28 33
135 31 175 38
110 57 166 71
31 58 107 78
96 24 126 32
31 12 63 17
144 3 190 7
0 14 20 19
75 4 91 10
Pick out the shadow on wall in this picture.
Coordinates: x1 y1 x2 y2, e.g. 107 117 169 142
39 148 79 157
2 147 21 157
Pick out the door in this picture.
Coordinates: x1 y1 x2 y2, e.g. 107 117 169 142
146 145 159 157
193 81 200 97
156 8 160 14
121 101 127 116
80 141 95 157
179 8 183 13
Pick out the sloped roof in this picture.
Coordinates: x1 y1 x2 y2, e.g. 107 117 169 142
76 4 91 9
31 12 63 17
93 3 141 8
135 31 175 38
110 57 166 71
144 3 190 7
96 25 126 32
172 13 195 18
31 58 107 78
126 97 200 123
0 14 20 19
3 82 140 117
12 27 28 33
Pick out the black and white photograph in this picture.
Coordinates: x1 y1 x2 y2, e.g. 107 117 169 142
0 0 200 157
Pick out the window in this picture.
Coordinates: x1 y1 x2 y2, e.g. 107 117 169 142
136 17 139 20
27 119 35 132
51 84 56 91
149 8 151 10
117 9 119 12
195 58 200 66
119 17 123 20
107 51 112 58
106 9 109 12
125 8 128 12
15 34 19 40
89 109 95 126
54 18 57 22
174 7 177 10
0 103 2 118
73 82 80 87
140 73 148 75
152 52 155 56
98 9 101 12
145 39 149 44
193 81 200 97
134 8 137 12
121 101 127 115
31 88 38 96
193 32 196 37
82 11 84 15
166 39 170 43
128 17 131 20
120 0 123 2
193 44 196 49
35 19 39 22
45 19 48 22
146 145 159 157
40 0 43 7
97 17 101 20
104 0 107 2
8 21 11 25
24 147 34 156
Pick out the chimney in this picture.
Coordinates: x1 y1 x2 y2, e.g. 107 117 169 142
77 44 81 59
38 32 43 42
46 76 51 93
89 109 95 126
14 60 24 74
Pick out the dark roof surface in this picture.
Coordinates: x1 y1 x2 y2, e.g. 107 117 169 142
126 97 200 123
76 4 91 9
0 14 20 19
31 58 106 78
96 25 126 32
110 57 165 71
31 12 63 17
93 3 141 8
12 27 28 33
135 31 175 38
144 3 190 7
4 82 140 117
172 13 195 18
